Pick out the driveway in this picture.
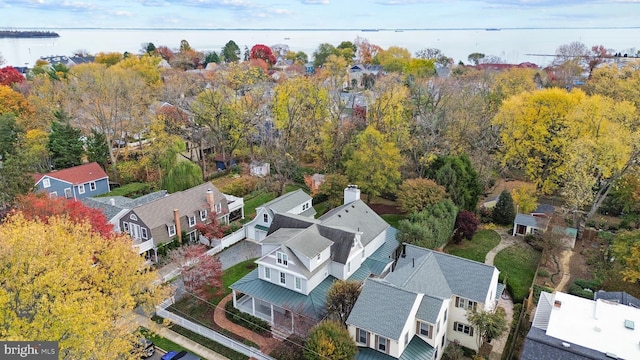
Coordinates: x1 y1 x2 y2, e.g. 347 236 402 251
216 240 261 270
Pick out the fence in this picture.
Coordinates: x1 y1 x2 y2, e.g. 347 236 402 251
156 298 275 360
205 228 245 256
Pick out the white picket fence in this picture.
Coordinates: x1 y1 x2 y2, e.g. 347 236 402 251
204 228 245 256
156 298 274 360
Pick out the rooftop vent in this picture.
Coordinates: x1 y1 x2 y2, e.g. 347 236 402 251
554 300 562 308
605 352 618 359
561 342 571 348
624 319 635 330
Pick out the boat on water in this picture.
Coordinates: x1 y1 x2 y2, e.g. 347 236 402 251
395 30 404 32
485 28 501 31
361 29 379 32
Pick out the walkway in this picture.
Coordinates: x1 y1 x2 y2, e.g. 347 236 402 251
134 314 229 360
213 294 280 354
484 229 518 266
484 229 517 360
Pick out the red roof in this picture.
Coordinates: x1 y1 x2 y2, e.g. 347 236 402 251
34 162 108 185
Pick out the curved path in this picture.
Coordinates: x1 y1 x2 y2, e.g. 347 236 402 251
484 230 518 266
213 294 280 355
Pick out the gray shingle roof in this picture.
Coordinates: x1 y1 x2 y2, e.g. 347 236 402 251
287 225 334 259
82 190 168 221
319 200 389 247
356 336 434 360
522 327 608 360
267 213 317 236
594 290 640 308
131 183 226 229
416 295 444 324
258 189 312 215
386 244 497 304
347 279 419 340
514 213 547 229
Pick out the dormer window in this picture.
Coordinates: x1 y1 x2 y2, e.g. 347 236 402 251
263 214 269 223
167 224 176 237
188 216 196 227
42 178 51 188
277 252 288 266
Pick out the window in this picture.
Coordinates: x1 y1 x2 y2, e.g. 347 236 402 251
347 262 351 272
42 178 51 188
404 332 409 346
64 188 72 198
441 334 445 347
265 267 271 280
280 272 286 285
419 322 432 339
456 297 477 311
444 309 448 321
78 184 85 194
89 182 96 191
358 329 368 344
302 202 309 211
167 224 176 237
377 336 387 353
187 231 198 243
130 214 137 221
454 322 474 336
141 227 148 239
295 277 301 290
200 209 207 221
434 347 438 360
49 192 57 198
215 203 222 213
436 320 440 334
123 222 130 233
188 216 196 227
277 252 288 266
263 214 269 223
317 253 321 261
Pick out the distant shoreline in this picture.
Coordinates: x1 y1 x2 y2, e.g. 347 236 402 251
0 30 60 38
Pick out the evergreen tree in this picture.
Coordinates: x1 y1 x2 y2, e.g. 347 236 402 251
47 112 84 169
86 129 109 169
428 154 482 211
492 190 516 225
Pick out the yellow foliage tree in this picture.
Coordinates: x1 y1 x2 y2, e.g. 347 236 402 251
0 214 167 359
512 183 538 214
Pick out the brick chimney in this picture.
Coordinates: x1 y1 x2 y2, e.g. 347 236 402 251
206 188 215 212
344 185 361 205
173 209 182 244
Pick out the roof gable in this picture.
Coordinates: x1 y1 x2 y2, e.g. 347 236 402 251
36 162 108 185
259 189 312 215
319 199 388 247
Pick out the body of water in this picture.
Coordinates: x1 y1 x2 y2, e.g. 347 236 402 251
1 27 639 68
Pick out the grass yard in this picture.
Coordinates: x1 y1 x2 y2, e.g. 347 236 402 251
139 327 196 355
381 214 405 228
444 230 501 263
494 243 541 303
242 191 276 220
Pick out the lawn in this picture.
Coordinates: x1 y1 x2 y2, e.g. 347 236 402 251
242 191 276 220
494 243 541 303
139 328 194 355
381 214 405 228
444 229 501 263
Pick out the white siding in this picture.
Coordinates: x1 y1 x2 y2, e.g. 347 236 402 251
362 230 387 258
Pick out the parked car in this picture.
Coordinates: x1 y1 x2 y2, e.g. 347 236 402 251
132 338 155 358
161 350 200 360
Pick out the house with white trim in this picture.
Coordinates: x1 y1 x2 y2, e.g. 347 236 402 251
244 189 315 242
231 185 400 335
33 162 110 200
346 244 501 360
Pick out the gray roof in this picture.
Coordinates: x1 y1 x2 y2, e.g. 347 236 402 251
267 213 318 236
131 183 226 229
522 327 609 360
347 279 419 340
416 295 444 324
356 336 434 360
514 213 548 229
230 269 334 320
82 190 168 221
319 200 389 247
287 225 335 259
533 203 555 214
594 290 640 308
386 244 497 304
258 189 312 215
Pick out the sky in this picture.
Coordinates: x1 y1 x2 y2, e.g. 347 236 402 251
0 0 639 30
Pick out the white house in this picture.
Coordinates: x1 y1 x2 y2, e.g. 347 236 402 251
347 244 501 360
244 189 315 241
231 185 399 335
249 161 270 177
513 204 554 236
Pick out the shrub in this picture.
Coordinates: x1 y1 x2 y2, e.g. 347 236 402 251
586 219 596 228
479 206 493 224
269 334 306 360
574 278 601 291
224 301 271 335
569 284 594 299
537 269 549 278
221 176 260 197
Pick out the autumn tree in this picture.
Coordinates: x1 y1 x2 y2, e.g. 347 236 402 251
250 44 276 66
167 244 223 300
375 46 411 73
195 210 229 245
365 75 412 151
305 321 357 360
326 280 361 328
0 66 25 87
317 174 350 209
354 37 381 64
344 126 402 202
492 190 515 226
0 214 167 359
47 115 85 169
467 307 508 349
452 210 479 244
396 178 446 214
397 199 458 249
0 84 34 119
512 183 538 214
95 51 124 66
467 52 485 65
414 48 452 67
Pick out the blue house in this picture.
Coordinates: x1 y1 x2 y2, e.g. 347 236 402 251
33 162 110 200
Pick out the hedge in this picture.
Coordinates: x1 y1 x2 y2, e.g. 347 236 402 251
224 301 271 336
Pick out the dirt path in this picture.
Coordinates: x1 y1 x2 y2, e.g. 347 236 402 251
554 249 574 292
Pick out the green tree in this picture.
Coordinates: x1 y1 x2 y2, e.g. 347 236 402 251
222 40 241 63
47 116 84 169
396 178 446 214
467 52 485 65
613 230 640 283
312 43 337 68
85 129 109 169
467 307 508 349
0 113 22 160
344 126 402 202
492 190 515 225
305 321 357 360
326 280 361 328
317 174 350 209
204 51 221 65
428 154 482 211
0 153 33 207
397 199 458 249
162 161 203 193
